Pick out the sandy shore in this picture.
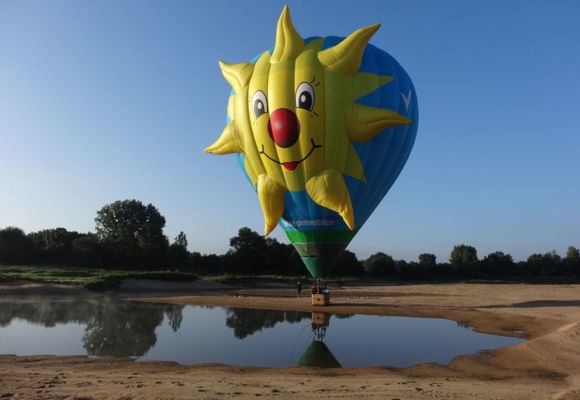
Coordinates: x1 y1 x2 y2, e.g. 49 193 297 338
1 280 580 399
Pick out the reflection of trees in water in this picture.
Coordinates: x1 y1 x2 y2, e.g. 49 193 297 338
333 313 354 319
225 308 309 339
165 306 183 332
82 299 184 357
1 300 346 357
456 321 471 330
0 297 183 357
0 299 92 327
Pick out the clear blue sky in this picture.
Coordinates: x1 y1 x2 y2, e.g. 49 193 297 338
1 1 579 262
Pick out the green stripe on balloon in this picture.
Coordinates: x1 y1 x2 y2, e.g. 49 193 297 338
286 230 357 278
293 243 348 257
301 256 338 279
285 230 357 244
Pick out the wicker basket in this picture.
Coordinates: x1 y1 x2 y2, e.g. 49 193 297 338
311 293 330 306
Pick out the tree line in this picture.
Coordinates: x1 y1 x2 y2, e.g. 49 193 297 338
0 199 579 280
0 200 188 269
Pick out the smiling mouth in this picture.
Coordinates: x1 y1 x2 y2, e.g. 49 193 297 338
259 139 322 171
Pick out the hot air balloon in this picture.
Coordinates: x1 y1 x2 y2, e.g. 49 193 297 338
205 6 418 283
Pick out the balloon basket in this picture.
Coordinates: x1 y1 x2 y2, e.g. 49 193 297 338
311 293 330 306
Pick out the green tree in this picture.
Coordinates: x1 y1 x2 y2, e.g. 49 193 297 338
526 250 561 276
0 227 33 264
27 228 82 263
263 237 291 274
564 246 580 274
449 244 479 273
95 200 168 268
225 227 268 273
200 253 223 273
333 250 363 277
526 253 544 275
481 251 515 276
566 246 580 261
418 253 437 267
229 227 266 253
71 233 108 266
168 231 189 269
363 252 395 277
174 231 188 249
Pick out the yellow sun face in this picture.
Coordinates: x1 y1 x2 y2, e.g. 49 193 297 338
248 42 326 192
205 6 411 235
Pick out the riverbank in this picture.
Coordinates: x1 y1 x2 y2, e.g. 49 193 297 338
1 281 580 399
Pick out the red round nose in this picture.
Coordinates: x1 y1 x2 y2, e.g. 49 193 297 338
268 108 300 148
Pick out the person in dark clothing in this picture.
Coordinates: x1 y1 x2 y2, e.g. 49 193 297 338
296 281 303 295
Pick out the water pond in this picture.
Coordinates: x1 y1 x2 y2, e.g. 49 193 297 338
0 296 524 368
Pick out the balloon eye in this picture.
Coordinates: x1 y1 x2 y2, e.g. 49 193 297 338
252 90 268 119
296 82 315 112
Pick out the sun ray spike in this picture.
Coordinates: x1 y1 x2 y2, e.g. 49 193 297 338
218 61 254 93
303 38 324 52
318 24 380 76
343 145 366 183
348 104 412 143
204 122 243 155
271 5 304 63
305 169 355 230
353 73 393 100
257 174 287 235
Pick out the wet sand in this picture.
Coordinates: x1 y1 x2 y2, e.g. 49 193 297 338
1 280 580 399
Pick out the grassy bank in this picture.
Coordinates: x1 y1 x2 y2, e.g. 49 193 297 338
2 265 580 292
0 266 346 286
0 265 198 291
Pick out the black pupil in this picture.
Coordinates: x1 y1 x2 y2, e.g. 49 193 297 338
298 91 312 110
254 99 265 117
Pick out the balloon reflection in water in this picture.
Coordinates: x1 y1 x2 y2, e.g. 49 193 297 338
297 312 341 368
